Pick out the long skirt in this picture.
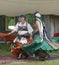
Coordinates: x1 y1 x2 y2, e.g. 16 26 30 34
22 36 59 56
11 38 33 58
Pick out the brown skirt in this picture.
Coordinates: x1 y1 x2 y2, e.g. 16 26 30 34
11 38 33 58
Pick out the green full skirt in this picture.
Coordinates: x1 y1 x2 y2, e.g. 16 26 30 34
22 36 59 56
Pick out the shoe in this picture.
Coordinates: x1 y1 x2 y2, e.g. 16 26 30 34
17 53 22 60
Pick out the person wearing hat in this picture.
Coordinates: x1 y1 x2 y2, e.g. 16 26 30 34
34 12 51 42
22 12 59 60
8 14 33 59
34 12 44 42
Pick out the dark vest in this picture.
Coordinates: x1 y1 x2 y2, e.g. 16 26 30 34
18 22 28 31
17 22 30 38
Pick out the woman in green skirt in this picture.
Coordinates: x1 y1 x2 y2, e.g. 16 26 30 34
22 12 59 60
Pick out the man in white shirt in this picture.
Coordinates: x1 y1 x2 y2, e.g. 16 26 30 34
8 14 33 59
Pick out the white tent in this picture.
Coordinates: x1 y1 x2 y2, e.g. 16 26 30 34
0 0 59 16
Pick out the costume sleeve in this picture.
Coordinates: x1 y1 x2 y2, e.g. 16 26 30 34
27 23 33 34
8 23 18 34
14 23 18 32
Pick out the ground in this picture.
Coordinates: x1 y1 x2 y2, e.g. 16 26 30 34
0 43 59 64
0 54 59 64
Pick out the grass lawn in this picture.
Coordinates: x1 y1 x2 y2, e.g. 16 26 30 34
0 43 12 56
1 61 59 65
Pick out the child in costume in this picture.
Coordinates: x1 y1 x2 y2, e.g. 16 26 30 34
8 14 33 59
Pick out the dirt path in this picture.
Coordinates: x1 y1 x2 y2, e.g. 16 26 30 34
0 54 59 64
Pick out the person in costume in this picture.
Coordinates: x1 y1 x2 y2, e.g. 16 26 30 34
22 12 59 60
8 14 33 59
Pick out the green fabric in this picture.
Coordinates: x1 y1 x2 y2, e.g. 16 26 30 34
22 36 56 56
52 37 59 42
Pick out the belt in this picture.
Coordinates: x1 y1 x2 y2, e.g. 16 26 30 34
17 35 30 40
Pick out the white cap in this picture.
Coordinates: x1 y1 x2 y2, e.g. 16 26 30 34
35 12 41 17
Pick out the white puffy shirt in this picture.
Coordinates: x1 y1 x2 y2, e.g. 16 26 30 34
13 22 33 35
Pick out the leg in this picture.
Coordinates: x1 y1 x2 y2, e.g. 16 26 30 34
38 50 49 61
11 43 23 58
21 50 29 59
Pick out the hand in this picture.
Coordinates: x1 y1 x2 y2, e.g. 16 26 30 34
8 33 11 35
40 39 43 42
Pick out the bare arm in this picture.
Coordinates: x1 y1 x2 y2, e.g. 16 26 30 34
36 20 43 42
8 30 16 34
36 20 41 34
